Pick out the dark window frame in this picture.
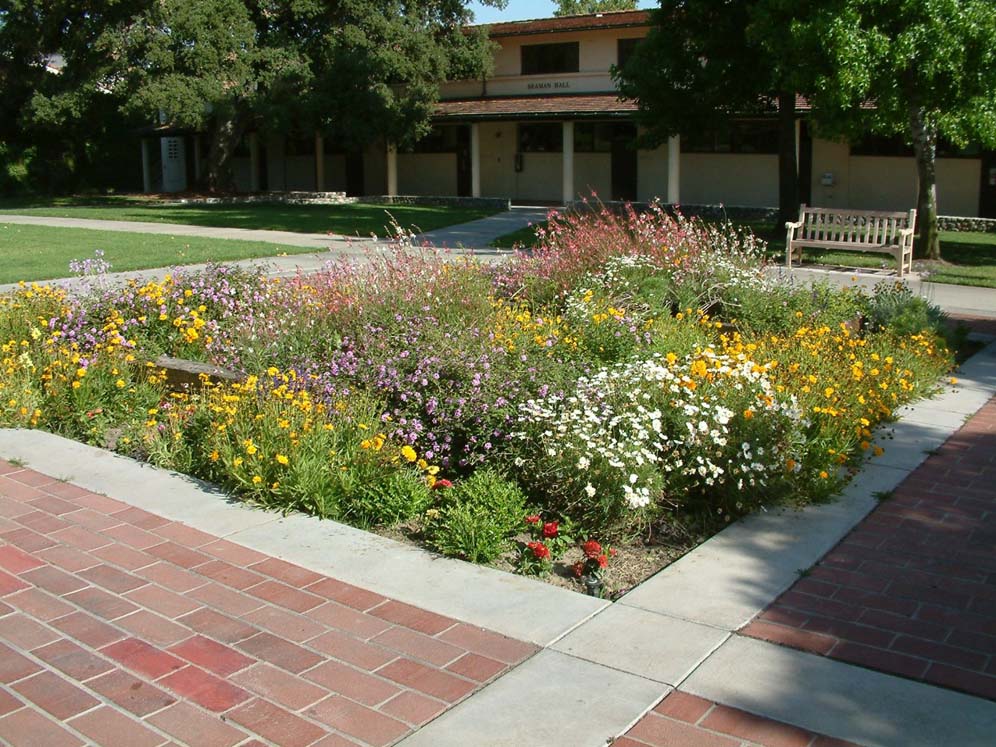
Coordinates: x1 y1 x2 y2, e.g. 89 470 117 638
681 120 780 155
575 122 637 153
409 125 460 154
521 42 580 76
518 122 563 153
617 38 640 69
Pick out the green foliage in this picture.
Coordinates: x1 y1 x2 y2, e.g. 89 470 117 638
864 282 946 339
725 281 867 335
553 0 636 17
424 469 526 562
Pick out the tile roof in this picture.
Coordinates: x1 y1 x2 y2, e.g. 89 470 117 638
477 10 651 38
434 94 638 120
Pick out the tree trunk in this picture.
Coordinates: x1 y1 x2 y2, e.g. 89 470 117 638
909 103 941 260
206 113 246 193
777 90 800 227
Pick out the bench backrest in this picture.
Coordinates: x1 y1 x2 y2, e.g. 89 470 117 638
797 205 915 245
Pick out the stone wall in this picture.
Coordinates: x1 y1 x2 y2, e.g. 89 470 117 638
162 192 510 211
937 216 996 233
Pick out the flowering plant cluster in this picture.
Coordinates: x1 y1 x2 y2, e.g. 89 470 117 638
0 200 957 586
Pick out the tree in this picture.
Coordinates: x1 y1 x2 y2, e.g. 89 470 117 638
554 0 637 16
6 0 505 193
614 1 810 224
783 0 996 259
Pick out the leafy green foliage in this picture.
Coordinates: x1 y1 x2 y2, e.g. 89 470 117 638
553 0 636 16
424 469 526 562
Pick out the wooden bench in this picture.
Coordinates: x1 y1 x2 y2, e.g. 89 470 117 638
785 205 916 277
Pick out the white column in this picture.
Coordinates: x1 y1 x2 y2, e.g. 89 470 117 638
249 133 261 192
386 142 398 197
470 123 481 198
141 139 153 193
315 132 325 192
667 135 681 204
193 136 202 183
562 120 574 205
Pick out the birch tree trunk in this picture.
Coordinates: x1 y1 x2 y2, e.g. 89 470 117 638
206 113 246 193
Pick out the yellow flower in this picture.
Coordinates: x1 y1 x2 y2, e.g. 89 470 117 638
209 450 219 462
743 409 754 420
400 445 417 463
115 379 126 389
873 446 884 457
252 475 262 485
233 457 244 467
819 471 829 479
275 454 289 466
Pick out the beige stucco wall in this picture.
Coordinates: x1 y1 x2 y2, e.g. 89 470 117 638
810 137 981 216
397 153 458 195
322 155 348 192
574 153 611 200
681 154 779 207
638 143 668 203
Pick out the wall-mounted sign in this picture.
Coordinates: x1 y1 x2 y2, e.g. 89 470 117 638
527 81 570 90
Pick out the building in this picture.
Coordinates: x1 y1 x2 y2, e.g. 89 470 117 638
143 9 996 218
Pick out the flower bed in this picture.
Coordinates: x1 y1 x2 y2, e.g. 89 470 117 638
0 203 956 596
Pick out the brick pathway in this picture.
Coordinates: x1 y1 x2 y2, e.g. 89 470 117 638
617 691 860 747
743 397 996 701
0 460 536 746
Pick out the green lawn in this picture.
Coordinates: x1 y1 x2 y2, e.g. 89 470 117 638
0 195 498 237
490 222 547 248
491 215 996 288
0 223 328 284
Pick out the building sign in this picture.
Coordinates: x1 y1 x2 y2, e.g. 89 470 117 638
527 81 571 90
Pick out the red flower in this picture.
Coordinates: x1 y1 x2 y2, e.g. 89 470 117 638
432 479 453 490
572 561 585 578
527 541 550 560
541 521 559 538
525 514 541 525
609 548 618 557
597 554 608 569
581 540 602 559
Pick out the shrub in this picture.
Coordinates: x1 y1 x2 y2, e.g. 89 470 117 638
425 469 526 562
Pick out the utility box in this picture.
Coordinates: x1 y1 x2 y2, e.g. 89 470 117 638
160 136 188 193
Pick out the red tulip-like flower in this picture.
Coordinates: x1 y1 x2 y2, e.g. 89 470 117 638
541 521 559 538
572 561 586 578
525 514 541 525
432 479 453 490
597 554 608 569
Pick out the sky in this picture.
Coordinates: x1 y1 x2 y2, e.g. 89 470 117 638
468 1 657 25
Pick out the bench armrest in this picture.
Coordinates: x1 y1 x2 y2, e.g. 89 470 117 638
785 221 803 229
897 227 915 237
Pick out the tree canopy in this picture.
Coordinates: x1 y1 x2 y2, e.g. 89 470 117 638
1 0 506 192
614 1 808 222
554 0 637 16
781 0 996 259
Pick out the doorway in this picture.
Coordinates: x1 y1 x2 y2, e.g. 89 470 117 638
610 123 638 202
346 152 364 196
980 151 996 218
456 126 472 197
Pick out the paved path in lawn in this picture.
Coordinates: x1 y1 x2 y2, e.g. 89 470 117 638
742 395 996 701
0 459 537 747
0 208 543 295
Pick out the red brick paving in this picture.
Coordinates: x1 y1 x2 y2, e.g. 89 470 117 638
0 461 538 746
743 397 996 701
618 691 863 747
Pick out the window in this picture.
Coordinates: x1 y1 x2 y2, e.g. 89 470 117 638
617 38 640 69
518 123 562 153
410 125 459 154
521 42 579 75
682 120 779 154
575 122 636 153
850 135 980 159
